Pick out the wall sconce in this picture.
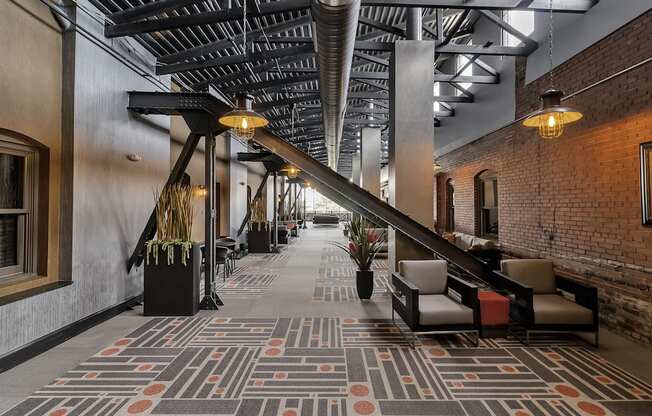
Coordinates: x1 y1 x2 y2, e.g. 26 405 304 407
195 185 208 198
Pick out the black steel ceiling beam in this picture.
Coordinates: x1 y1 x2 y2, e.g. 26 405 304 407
358 16 406 37
107 0 203 24
353 51 389 67
359 0 597 12
158 15 311 64
106 0 311 38
257 94 321 111
156 44 314 75
477 9 538 52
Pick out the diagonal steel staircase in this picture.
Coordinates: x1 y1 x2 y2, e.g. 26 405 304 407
127 91 502 287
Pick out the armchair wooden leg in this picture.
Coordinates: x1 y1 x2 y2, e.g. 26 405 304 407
594 330 599 348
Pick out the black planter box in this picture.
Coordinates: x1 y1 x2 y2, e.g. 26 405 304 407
144 243 201 316
248 226 271 253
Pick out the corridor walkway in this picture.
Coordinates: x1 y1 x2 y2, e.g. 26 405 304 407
1 226 652 415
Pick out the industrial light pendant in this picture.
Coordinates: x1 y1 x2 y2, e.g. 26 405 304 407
522 89 582 139
218 93 268 140
523 0 582 139
281 164 300 179
217 2 268 139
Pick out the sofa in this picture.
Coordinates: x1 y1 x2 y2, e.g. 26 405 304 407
313 215 340 225
446 232 502 270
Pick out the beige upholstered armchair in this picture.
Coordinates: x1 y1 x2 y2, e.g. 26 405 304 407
497 259 599 346
391 260 480 347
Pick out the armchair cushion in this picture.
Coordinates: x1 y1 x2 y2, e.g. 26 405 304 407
419 295 474 326
501 259 557 294
533 294 593 325
399 260 447 294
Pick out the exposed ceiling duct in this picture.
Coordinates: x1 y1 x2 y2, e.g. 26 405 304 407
311 0 361 170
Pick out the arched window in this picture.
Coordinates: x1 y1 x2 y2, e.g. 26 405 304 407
476 170 498 238
445 179 455 232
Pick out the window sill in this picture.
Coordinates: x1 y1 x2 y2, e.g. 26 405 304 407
0 280 72 307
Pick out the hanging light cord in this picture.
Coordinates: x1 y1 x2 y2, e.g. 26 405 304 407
548 0 555 89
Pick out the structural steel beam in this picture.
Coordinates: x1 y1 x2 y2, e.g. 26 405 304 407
108 0 203 24
253 127 503 285
237 171 270 237
156 45 314 75
126 132 201 273
359 0 597 12
158 15 311 64
106 0 311 38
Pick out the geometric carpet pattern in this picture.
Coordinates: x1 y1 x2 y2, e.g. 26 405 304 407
314 247 391 302
3 317 652 416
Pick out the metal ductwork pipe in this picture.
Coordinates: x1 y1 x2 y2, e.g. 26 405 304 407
311 0 361 170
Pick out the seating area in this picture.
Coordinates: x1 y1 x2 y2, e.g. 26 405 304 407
1 1 651 415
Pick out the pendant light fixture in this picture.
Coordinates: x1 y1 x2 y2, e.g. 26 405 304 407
523 0 582 139
281 163 300 179
217 1 268 139
218 93 268 140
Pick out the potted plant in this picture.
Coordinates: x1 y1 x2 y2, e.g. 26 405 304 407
144 184 201 316
333 217 385 300
247 197 271 253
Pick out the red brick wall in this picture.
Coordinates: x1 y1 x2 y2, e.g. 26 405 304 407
435 11 652 345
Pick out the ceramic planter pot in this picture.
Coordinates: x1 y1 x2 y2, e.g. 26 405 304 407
356 270 374 300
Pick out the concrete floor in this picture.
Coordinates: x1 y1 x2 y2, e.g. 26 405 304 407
0 225 650 413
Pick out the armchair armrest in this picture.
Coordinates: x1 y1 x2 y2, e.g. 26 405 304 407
447 275 480 325
556 276 598 315
493 270 534 324
446 275 478 309
391 272 419 329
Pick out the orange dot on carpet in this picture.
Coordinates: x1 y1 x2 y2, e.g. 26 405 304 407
429 348 446 357
137 364 153 372
320 365 332 372
265 348 282 356
115 339 131 346
401 376 413 383
268 339 284 347
211 352 223 359
143 383 165 396
555 384 581 398
127 400 152 414
578 402 606 416
100 348 120 356
350 384 369 397
49 409 67 416
282 410 297 416
207 375 221 383
353 401 376 415
514 411 531 416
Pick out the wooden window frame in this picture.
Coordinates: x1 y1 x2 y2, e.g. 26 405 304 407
0 138 39 283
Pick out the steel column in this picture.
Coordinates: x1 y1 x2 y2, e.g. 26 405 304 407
406 7 422 40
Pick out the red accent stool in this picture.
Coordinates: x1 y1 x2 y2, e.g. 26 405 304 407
478 291 510 338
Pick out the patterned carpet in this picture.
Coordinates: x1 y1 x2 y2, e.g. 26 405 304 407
314 246 390 302
4 235 651 415
3 317 652 416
